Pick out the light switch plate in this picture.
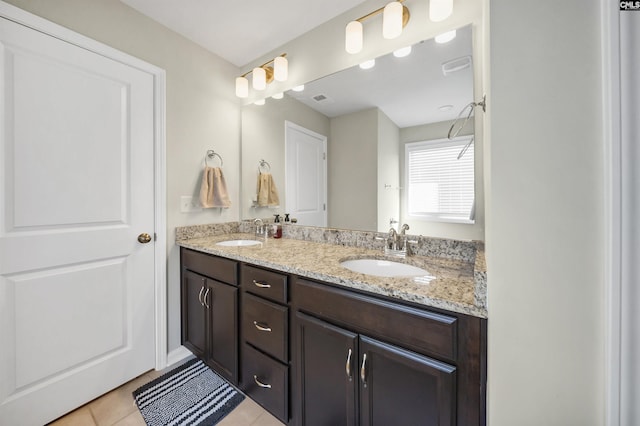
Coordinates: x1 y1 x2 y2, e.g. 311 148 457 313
180 196 201 213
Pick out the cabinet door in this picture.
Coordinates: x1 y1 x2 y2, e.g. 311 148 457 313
359 336 456 426
206 279 238 384
296 312 358 426
181 269 207 357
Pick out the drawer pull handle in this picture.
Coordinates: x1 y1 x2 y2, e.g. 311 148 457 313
198 286 205 307
253 321 272 332
203 288 210 309
360 353 367 387
253 375 272 389
253 280 271 288
345 348 353 381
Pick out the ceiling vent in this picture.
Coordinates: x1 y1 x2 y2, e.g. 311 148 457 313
442 55 472 76
311 94 334 104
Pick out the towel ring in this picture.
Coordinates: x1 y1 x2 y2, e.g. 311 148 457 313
258 159 271 173
447 95 487 140
205 150 223 167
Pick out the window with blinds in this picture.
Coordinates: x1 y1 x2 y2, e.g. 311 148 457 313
405 136 475 223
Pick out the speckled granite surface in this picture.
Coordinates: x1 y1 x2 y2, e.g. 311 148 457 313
176 230 488 319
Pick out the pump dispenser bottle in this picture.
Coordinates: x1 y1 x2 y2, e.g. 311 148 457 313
273 214 282 239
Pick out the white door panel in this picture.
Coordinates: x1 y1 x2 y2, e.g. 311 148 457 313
0 14 156 425
285 121 327 227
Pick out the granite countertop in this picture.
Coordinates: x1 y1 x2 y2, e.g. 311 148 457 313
177 232 488 319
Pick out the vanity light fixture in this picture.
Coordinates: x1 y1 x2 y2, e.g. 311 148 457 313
435 29 457 44
235 53 288 98
292 84 305 92
345 0 410 54
429 0 453 22
272 92 284 100
254 99 266 106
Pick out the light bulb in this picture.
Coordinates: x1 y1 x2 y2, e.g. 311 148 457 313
274 56 288 82
393 46 412 58
254 99 265 106
435 29 456 44
272 92 284 99
383 2 403 39
345 21 363 54
292 85 305 92
359 59 376 70
235 76 248 98
252 67 266 90
429 0 453 22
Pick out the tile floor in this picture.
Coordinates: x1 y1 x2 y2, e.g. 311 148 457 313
47 368 284 426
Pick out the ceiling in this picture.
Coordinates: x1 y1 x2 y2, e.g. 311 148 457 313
120 0 369 67
120 0 474 129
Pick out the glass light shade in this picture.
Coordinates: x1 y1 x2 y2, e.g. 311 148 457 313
274 56 288 82
254 99 265 106
429 0 453 22
345 21 363 54
393 46 412 57
235 76 248 98
359 59 376 70
252 67 266 90
383 2 403 39
292 85 305 92
435 29 457 44
272 92 284 99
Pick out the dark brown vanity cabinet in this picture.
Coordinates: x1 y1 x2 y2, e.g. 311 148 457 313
293 278 485 426
180 248 239 385
239 264 290 423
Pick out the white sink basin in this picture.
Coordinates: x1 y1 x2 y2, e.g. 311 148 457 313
340 258 430 278
216 239 262 247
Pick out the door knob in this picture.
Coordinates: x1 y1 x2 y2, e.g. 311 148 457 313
138 233 152 244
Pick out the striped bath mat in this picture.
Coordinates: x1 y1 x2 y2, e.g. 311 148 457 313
132 358 244 426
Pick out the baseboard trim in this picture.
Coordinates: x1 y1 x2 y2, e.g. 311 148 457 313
165 346 193 370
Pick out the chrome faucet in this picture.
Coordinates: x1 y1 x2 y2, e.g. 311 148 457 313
381 224 411 257
253 218 266 237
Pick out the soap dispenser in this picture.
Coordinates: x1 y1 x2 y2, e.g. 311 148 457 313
273 214 282 239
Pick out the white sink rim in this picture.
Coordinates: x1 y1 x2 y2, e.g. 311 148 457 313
340 258 430 278
215 239 262 247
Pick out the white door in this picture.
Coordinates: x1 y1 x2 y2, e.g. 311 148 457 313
285 121 327 227
0 15 156 425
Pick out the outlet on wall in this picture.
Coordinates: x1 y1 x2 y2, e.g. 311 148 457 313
180 196 202 213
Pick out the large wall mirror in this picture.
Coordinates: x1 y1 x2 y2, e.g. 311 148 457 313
241 24 480 236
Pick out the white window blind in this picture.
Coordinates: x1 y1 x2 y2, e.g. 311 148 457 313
405 136 474 222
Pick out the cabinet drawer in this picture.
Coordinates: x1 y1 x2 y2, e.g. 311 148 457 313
242 343 288 423
294 278 458 361
181 248 237 285
241 264 287 303
242 293 288 362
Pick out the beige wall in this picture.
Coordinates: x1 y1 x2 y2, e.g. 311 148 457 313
376 110 400 232
328 108 378 230
487 0 605 424
241 95 330 221
3 0 243 352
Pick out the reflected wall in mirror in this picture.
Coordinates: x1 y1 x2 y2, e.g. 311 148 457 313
241 25 477 235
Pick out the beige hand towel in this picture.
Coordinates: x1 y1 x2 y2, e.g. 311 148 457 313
199 166 231 208
256 172 280 206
